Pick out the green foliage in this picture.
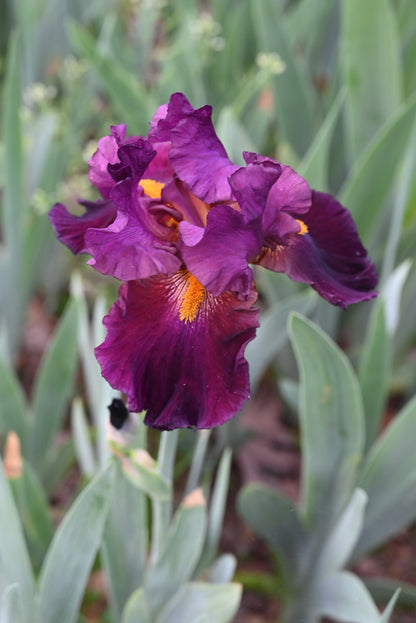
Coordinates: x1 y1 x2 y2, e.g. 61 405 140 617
358 301 390 450
341 0 403 160
239 313 409 622
1 0 416 621
29 299 78 471
290 314 364 530
37 465 114 623
0 298 78 494
0 463 35 623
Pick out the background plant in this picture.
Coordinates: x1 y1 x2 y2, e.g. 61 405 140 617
1 0 416 621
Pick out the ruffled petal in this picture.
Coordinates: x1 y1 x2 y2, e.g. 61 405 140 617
169 105 238 203
231 154 311 236
179 205 263 298
95 273 259 429
89 125 157 198
84 181 180 280
107 139 156 184
148 92 195 142
48 200 117 254
88 125 126 198
258 191 378 308
230 158 281 221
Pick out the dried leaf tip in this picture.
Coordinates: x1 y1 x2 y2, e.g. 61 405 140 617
183 487 206 508
3 431 23 479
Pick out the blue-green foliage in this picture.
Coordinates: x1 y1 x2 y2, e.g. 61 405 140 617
1 0 416 621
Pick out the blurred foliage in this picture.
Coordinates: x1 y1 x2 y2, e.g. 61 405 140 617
0 0 416 621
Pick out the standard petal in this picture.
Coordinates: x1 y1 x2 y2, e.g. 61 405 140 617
88 124 126 198
229 157 282 221
107 139 156 184
169 105 238 203
231 154 311 235
148 92 195 142
49 200 117 254
89 125 157 198
179 205 263 298
95 273 259 430
258 191 378 308
142 141 174 183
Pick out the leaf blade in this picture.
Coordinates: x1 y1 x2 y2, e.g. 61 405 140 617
37 464 114 623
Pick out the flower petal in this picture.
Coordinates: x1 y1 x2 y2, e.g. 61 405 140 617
161 178 209 227
231 154 311 233
107 139 156 184
49 200 117 254
88 124 126 198
84 181 180 280
179 205 263 298
95 273 259 429
148 92 195 142
89 125 157 198
258 191 378 308
142 141 174 183
169 105 238 203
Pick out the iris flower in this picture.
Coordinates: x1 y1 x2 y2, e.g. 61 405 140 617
50 93 377 430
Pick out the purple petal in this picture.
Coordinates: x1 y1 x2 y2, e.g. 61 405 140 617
84 181 180 280
229 158 282 221
148 92 195 142
169 105 239 203
258 191 378 308
49 200 117 254
142 141 174 183
88 125 126 198
95 273 259 429
231 154 311 237
88 126 157 197
107 139 156 184
179 205 263 298
161 178 209 227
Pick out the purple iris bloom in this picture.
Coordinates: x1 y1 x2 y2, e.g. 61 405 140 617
49 93 377 430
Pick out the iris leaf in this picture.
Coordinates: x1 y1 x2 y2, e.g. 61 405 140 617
246 290 317 394
0 463 35 622
9 461 55 574
144 497 207 616
156 582 242 623
299 89 345 191
340 92 416 246
341 0 403 161
37 464 114 623
29 299 78 471
0 360 28 452
358 301 390 450
102 462 147 621
289 313 364 530
0 584 24 623
1 33 25 358
121 589 151 623
238 484 306 582
250 0 314 157
354 395 416 558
